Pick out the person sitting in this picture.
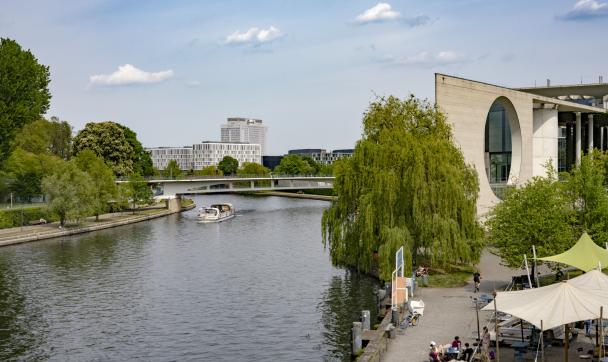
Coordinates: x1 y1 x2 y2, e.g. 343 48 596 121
461 343 474 361
429 341 441 362
452 336 462 349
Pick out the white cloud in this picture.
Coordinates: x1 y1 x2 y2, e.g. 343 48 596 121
559 0 608 20
382 51 466 67
355 3 401 24
89 64 173 86
224 26 282 45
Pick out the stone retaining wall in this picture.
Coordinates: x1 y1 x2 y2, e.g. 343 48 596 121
358 310 393 362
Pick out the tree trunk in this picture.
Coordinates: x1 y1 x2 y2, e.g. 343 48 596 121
95 213 99 221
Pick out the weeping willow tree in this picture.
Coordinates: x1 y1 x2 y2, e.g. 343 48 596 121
322 96 484 281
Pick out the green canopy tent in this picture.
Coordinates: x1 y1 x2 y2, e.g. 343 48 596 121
538 233 608 272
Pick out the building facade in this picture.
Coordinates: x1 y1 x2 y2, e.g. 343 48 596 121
435 73 608 215
288 148 354 165
220 118 267 155
192 142 261 169
148 142 261 171
147 146 193 171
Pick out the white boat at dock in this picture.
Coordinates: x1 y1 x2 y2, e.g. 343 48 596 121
197 203 235 223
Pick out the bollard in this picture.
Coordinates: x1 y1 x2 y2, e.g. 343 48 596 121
352 321 362 354
391 308 399 325
361 310 370 330
377 288 386 300
388 324 396 339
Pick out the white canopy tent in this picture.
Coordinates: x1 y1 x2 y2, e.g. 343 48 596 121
567 269 608 291
482 281 608 330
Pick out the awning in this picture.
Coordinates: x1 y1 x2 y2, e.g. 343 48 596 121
567 269 608 291
538 233 608 272
482 281 608 330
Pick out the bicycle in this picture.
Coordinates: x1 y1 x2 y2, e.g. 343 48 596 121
398 311 421 333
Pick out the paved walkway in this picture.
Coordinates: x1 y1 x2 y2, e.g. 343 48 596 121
381 250 601 362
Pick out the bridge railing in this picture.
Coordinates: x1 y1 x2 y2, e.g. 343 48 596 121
117 173 334 182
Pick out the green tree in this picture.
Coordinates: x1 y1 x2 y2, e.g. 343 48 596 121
42 162 94 227
13 118 72 159
486 165 576 268
163 160 183 179
561 151 608 246
194 166 223 176
218 156 239 176
73 121 134 176
237 162 270 176
301 156 322 174
126 173 153 212
73 150 117 221
4 148 61 202
274 154 314 175
322 96 483 281
116 124 154 176
0 38 51 165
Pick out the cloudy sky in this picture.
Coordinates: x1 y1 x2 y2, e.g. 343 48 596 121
2 0 608 154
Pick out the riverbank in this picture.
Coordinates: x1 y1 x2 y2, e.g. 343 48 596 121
255 190 335 201
0 203 196 247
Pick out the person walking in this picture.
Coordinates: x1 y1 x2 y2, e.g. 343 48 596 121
473 271 481 293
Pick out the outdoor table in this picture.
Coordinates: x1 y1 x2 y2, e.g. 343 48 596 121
444 347 459 360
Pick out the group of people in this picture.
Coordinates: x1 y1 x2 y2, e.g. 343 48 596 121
428 336 475 361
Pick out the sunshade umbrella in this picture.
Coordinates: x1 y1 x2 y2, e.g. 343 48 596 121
538 233 608 272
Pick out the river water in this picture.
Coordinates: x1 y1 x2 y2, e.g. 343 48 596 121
0 195 379 361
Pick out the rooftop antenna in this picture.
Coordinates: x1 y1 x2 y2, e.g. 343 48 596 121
600 75 604 84
546 79 550 87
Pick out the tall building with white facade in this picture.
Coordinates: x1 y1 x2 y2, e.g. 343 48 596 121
192 142 261 169
221 118 267 155
147 146 193 170
147 142 261 171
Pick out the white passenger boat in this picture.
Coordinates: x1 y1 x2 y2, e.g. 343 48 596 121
197 203 235 223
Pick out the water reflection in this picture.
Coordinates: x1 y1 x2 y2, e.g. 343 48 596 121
318 270 379 361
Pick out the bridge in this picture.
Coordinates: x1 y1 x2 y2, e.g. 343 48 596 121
119 175 335 196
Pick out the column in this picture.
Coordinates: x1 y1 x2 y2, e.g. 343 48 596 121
576 112 582 165
588 114 594 151
601 126 605 151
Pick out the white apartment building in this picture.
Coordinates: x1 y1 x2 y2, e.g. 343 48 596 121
220 117 267 155
193 142 261 169
147 146 193 170
148 142 262 171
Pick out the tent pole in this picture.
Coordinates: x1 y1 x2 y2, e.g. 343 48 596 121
493 292 500 362
532 245 539 287
541 320 544 362
601 306 604 359
564 323 569 362
524 254 532 288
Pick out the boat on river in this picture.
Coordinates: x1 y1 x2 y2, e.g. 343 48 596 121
197 203 235 223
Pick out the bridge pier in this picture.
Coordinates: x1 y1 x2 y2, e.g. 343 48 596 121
166 196 182 212
250 181 255 189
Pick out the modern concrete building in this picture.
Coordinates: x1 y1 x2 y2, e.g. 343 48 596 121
435 73 608 215
220 118 267 155
147 146 193 171
288 149 354 165
148 142 261 171
192 141 261 169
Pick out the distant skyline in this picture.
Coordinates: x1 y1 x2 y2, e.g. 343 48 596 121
2 0 608 154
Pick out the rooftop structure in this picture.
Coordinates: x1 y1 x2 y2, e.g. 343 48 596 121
221 117 267 155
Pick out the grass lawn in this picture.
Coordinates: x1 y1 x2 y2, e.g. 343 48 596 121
419 263 476 288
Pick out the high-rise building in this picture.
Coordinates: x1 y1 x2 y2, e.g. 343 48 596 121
221 118 267 155
147 142 261 171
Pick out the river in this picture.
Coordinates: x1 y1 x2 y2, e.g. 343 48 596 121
0 195 379 361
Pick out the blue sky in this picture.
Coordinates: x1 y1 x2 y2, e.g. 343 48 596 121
2 0 608 154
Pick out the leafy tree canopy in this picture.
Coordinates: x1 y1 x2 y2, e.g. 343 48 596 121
13 117 72 159
322 96 483 281
73 150 117 220
126 173 153 210
274 154 314 175
237 162 270 176
42 161 95 226
218 156 239 175
194 166 223 176
0 38 51 164
486 165 576 268
163 160 183 179
73 121 134 177
4 148 61 202
116 124 154 176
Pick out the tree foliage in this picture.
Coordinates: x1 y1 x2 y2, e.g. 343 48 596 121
13 118 72 159
194 166 223 176
486 165 576 267
218 156 239 175
42 162 94 226
126 173 153 210
73 121 134 176
322 96 483 280
73 150 117 221
274 154 314 175
487 152 608 267
4 148 60 202
163 160 183 179
0 38 51 165
237 162 270 176
116 124 154 176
